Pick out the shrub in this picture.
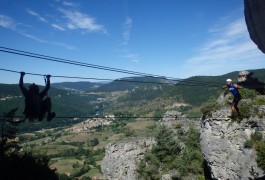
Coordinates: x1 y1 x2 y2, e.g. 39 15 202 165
240 88 258 99
200 99 221 117
89 138 99 147
244 139 253 148
238 101 252 119
251 131 263 142
257 143 265 171
244 131 265 171
72 162 81 168
137 126 204 179
253 98 265 105
244 131 263 149
124 128 136 137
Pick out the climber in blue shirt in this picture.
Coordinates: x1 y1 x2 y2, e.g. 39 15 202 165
223 79 242 118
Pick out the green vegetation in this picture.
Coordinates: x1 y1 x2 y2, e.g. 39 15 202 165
244 131 265 171
1 69 265 179
20 129 106 179
0 109 58 179
0 84 103 118
244 131 263 148
137 125 204 179
240 88 258 99
253 97 265 105
257 144 265 171
200 98 221 117
238 101 252 119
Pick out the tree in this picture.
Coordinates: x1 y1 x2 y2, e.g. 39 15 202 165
0 108 20 158
0 108 59 180
152 125 181 163
137 126 181 179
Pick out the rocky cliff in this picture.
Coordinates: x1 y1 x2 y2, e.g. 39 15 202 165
244 0 265 54
101 110 200 180
200 107 265 179
101 137 155 180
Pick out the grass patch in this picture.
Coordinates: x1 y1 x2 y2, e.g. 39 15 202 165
50 158 84 174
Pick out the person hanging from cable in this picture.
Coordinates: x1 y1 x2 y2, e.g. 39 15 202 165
223 79 243 119
19 72 56 121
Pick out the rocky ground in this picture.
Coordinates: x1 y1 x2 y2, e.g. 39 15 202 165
200 107 265 179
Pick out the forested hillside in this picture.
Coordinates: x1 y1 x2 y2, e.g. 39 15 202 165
1 69 264 133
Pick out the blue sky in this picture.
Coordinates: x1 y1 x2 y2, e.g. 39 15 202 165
0 0 264 85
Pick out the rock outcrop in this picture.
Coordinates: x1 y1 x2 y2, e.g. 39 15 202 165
101 110 201 180
158 110 200 132
200 108 265 179
237 70 265 94
244 0 265 54
101 137 155 180
70 118 112 133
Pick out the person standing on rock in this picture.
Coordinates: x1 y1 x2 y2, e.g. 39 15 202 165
223 79 242 118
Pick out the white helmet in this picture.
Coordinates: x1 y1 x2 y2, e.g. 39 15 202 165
226 79 232 82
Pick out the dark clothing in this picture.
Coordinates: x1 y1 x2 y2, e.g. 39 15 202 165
233 94 241 106
19 76 51 120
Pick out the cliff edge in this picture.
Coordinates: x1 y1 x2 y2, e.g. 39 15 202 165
200 107 265 179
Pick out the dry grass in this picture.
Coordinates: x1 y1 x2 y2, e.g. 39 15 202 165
50 158 84 174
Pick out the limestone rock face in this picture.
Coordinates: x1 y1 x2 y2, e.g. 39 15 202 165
101 137 155 180
237 71 265 94
158 110 200 132
70 118 112 133
244 0 265 54
200 108 265 179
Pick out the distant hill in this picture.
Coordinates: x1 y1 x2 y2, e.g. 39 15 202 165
94 76 174 92
52 81 108 92
0 68 264 133
1 68 264 119
0 84 103 117
166 68 265 106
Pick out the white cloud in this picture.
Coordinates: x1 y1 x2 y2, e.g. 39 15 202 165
0 14 75 50
0 15 16 29
51 23 65 31
58 8 107 34
122 17 132 45
224 18 246 37
21 32 77 50
27 9 47 23
51 41 77 50
20 32 47 43
120 53 140 63
181 17 265 77
62 1 78 7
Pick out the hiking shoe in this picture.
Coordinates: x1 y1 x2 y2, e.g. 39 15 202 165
47 112 56 121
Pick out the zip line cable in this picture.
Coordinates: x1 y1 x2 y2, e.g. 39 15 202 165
1 68 263 88
0 46 221 86
0 115 257 120
1 115 200 119
0 68 223 87
0 46 223 87
0 47 221 87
